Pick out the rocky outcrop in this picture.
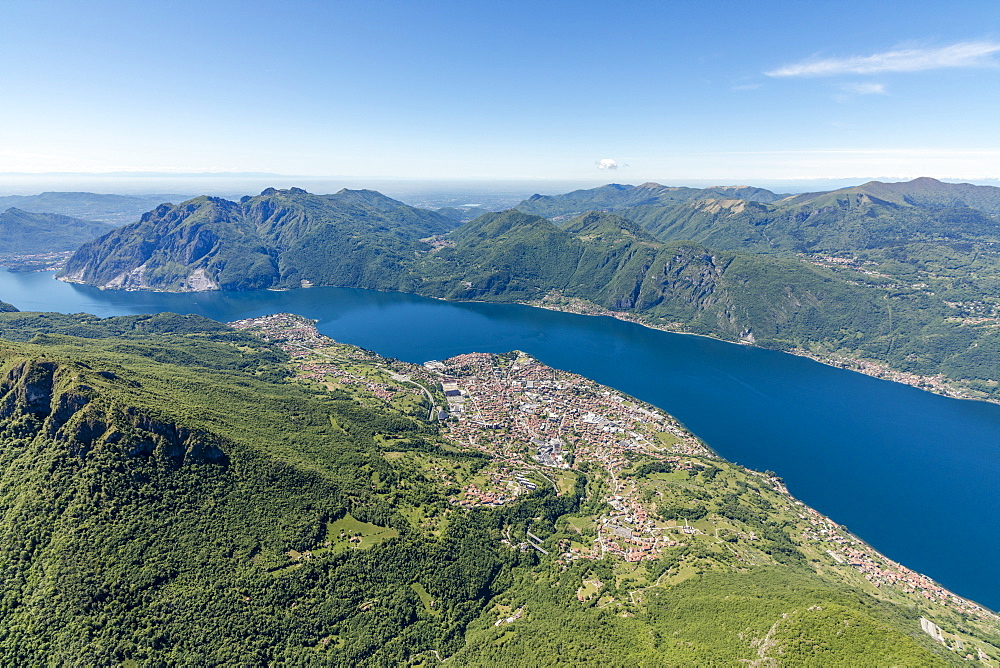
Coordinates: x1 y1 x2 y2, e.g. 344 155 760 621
0 357 227 466
59 196 254 292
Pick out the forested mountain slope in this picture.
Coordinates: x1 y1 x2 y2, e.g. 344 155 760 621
517 180 1000 304
412 211 1000 398
0 192 182 226
415 210 869 327
517 182 1000 299
0 309 995 664
59 187 458 291
516 182 784 219
0 311 507 663
0 208 115 259
503 181 1000 400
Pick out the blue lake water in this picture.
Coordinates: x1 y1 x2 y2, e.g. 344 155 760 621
3 270 999 610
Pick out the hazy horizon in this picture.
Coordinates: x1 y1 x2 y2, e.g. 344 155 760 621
2 173 999 206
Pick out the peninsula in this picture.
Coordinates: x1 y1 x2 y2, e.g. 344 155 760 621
231 312 1000 663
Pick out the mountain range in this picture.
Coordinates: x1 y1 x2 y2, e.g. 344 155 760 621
567 179 1000 257
60 187 457 291
54 180 1000 400
517 177 1000 221
515 182 786 220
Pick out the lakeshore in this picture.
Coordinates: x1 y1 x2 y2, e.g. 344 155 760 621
522 290 993 404
32 251 992 404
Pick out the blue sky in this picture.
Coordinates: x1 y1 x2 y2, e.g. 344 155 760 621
2 0 999 182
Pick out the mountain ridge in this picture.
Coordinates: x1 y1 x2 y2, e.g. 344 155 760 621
59 187 458 291
779 177 1000 214
53 186 1000 400
516 182 786 219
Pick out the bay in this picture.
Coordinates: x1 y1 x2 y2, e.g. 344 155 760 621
2 270 999 610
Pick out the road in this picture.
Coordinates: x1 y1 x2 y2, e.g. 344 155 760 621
390 372 437 421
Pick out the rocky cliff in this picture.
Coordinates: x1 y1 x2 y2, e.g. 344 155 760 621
0 354 227 465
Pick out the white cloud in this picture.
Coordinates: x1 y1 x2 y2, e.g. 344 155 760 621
766 41 1000 77
841 82 887 95
597 158 619 170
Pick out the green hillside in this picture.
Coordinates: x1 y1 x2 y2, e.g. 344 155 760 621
511 181 1000 399
0 313 494 664
59 187 458 291
0 192 183 226
517 182 1000 302
623 192 1000 320
0 208 115 259
0 310 995 664
518 180 1000 307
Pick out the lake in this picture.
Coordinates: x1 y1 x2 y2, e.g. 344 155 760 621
2 269 999 610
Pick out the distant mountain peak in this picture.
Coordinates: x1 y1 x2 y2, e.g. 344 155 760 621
563 211 660 243
259 187 310 196
330 188 404 204
336 187 377 194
